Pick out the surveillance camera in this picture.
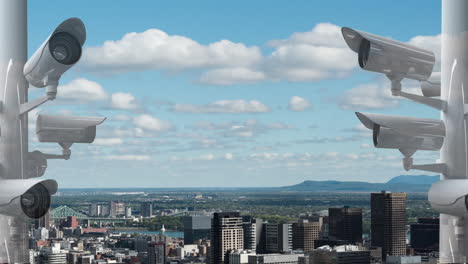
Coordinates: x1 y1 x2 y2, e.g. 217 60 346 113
36 114 106 144
341 27 435 89
0 179 57 219
421 72 441 97
429 180 468 217
356 112 445 151
23 18 86 98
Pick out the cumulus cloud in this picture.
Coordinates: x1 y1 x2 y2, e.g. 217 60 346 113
199 67 266 85
340 82 398 110
80 23 358 85
264 23 356 82
111 92 139 110
173 99 270 114
93 138 123 146
339 77 422 110
288 96 312 111
103 155 151 161
58 78 108 101
133 114 173 132
82 29 261 72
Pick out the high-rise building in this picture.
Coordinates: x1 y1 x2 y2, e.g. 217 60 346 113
243 216 264 252
371 191 406 259
264 223 292 253
110 201 126 217
141 202 153 217
328 207 363 243
183 215 211 244
125 207 132 218
211 212 244 264
410 218 439 253
34 209 50 229
88 203 101 217
292 219 320 252
148 239 166 264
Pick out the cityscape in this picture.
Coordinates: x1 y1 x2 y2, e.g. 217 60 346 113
0 0 460 263
28 184 438 264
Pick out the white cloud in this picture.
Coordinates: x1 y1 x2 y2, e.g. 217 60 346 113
58 78 108 101
113 114 131 121
80 23 356 85
133 114 173 132
93 138 123 146
103 155 150 161
264 23 356 82
225 153 234 160
199 67 266 85
340 82 398 110
111 92 138 110
82 29 262 72
339 77 422 110
288 96 312 111
173 99 270 114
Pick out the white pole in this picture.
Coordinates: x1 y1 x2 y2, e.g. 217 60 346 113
440 0 468 262
0 0 29 262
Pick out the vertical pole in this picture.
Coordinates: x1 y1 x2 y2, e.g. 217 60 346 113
0 0 29 263
440 0 468 262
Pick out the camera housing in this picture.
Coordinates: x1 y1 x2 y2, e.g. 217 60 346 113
341 27 435 83
429 180 468 217
36 115 106 144
23 18 86 98
0 179 57 219
356 112 445 151
421 72 441 97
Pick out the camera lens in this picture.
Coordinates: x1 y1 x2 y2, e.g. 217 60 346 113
52 45 69 61
358 39 371 68
49 32 82 65
21 183 51 219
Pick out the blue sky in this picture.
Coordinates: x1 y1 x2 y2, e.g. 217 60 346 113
26 1 442 187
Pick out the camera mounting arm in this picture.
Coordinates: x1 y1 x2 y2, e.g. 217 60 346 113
32 143 73 161
399 148 447 174
393 89 447 112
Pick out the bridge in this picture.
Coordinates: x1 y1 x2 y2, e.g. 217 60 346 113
51 206 128 224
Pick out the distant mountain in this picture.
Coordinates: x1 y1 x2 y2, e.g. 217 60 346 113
282 175 439 193
386 175 439 185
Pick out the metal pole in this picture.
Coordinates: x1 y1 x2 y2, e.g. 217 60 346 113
440 0 468 262
0 0 29 262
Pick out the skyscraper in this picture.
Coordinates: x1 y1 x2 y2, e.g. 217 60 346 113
371 191 406 259
141 201 153 217
88 203 101 217
148 238 166 264
183 215 211 244
110 201 126 217
242 216 264 252
329 207 363 244
410 218 439 253
292 219 320 252
264 223 292 253
211 212 244 264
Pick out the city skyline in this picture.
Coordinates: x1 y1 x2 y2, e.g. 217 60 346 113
27 1 442 187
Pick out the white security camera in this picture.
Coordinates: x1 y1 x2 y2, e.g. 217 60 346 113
0 179 57 219
356 112 445 151
36 115 106 144
421 72 441 97
23 18 86 99
341 27 435 93
429 180 468 217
